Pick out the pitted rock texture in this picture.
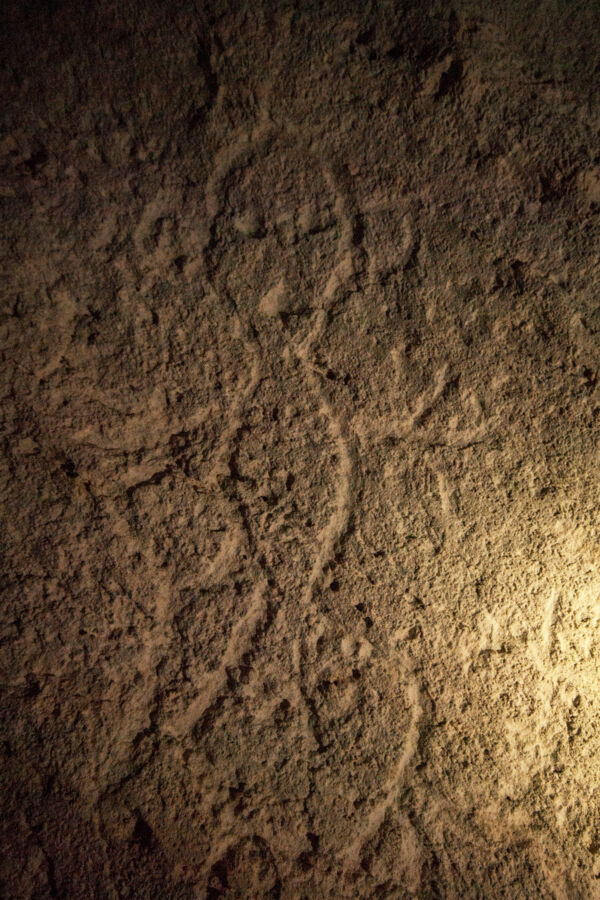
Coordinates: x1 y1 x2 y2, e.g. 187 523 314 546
3 1 600 897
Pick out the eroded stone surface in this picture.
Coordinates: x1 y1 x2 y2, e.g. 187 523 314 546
2 1 600 897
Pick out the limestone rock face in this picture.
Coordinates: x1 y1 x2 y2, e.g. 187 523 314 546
2 1 600 897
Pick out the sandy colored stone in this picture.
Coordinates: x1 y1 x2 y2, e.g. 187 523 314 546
2 1 600 897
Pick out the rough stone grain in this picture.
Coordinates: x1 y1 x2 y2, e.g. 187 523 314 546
2 1 600 897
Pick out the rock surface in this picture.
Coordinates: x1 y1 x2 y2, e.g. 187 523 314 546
2 1 600 897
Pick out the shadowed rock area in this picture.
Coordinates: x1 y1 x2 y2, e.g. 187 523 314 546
2 1 600 897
